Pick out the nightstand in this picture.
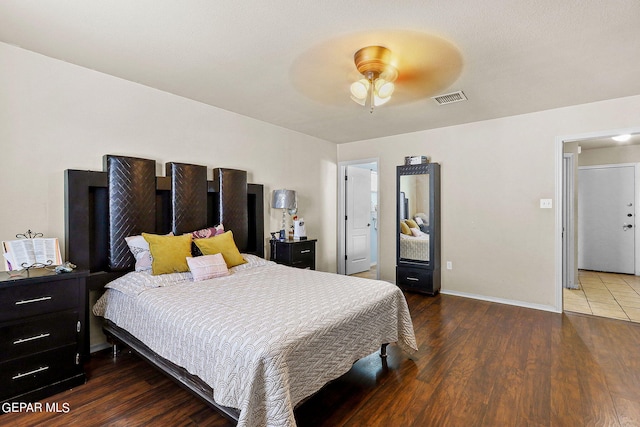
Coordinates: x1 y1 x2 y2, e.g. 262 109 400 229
270 239 317 270
0 268 88 406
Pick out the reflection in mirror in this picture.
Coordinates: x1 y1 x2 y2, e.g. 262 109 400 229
399 174 430 262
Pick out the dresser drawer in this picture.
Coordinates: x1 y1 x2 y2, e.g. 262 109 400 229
290 242 315 267
0 279 79 322
0 344 81 400
1 311 79 362
272 239 316 270
397 265 437 295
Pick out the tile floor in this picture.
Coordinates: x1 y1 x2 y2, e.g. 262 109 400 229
564 270 640 323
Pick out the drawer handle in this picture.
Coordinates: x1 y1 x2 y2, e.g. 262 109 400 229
13 333 51 345
406 277 420 281
300 250 311 254
15 296 52 305
12 366 49 380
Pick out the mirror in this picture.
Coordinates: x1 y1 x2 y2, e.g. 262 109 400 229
396 162 441 295
399 173 430 262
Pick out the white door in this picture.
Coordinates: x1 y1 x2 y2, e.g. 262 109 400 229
346 166 371 274
578 164 635 274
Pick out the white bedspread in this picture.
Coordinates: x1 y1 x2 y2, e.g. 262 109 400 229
94 257 417 427
400 233 430 261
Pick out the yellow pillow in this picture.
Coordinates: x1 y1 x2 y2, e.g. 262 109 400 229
194 231 247 268
405 219 418 229
400 221 411 235
142 233 192 275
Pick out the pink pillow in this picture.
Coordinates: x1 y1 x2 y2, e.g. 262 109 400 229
186 253 229 281
410 227 424 237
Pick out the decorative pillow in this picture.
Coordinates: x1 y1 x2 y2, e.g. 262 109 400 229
142 233 192 275
186 224 224 239
414 216 424 225
186 253 229 281
194 231 247 268
410 227 424 237
400 221 411 235
125 232 174 271
405 219 419 229
185 224 225 257
415 212 428 225
125 235 153 271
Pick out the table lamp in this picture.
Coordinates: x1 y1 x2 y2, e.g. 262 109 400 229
271 189 296 239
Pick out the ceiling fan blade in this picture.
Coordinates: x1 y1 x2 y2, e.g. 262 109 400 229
291 29 463 106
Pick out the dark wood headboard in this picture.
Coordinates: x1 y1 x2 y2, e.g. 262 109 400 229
64 155 264 291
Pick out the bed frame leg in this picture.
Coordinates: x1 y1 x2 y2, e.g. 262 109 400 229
104 330 121 358
380 343 388 359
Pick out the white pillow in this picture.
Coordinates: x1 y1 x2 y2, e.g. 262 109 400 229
125 235 153 271
125 232 174 271
186 253 229 281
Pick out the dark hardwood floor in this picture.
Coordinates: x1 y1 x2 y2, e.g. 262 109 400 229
3 292 640 426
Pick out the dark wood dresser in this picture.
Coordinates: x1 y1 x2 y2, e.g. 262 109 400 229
0 268 88 406
270 239 317 270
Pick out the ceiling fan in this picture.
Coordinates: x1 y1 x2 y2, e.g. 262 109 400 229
291 30 464 110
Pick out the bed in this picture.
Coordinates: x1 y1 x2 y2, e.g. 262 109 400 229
65 155 417 427
400 232 430 261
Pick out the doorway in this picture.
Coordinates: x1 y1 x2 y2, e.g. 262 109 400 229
578 164 636 274
556 130 640 322
337 159 379 279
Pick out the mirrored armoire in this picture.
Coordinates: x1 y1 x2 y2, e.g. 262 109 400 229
396 163 441 295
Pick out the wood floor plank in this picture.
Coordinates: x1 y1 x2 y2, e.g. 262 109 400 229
549 315 585 427
2 292 639 426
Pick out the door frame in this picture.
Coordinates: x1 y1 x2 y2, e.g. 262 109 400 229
562 152 577 289
554 127 640 312
337 158 380 277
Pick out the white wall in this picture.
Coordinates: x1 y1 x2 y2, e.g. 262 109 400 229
338 94 640 310
5 40 640 322
0 42 338 273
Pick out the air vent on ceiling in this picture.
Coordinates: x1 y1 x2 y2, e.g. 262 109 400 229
432 90 467 105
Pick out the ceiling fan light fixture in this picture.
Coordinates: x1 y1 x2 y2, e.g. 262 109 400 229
375 79 394 99
350 79 370 100
373 95 391 107
350 94 367 106
350 45 398 112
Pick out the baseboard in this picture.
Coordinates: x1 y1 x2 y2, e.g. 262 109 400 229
440 289 561 313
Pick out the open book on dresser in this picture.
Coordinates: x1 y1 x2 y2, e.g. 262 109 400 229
2 238 62 270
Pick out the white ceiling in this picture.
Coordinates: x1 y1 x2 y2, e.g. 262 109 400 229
578 133 640 151
2 1 640 143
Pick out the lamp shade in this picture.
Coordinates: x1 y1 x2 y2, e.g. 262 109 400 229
271 189 296 209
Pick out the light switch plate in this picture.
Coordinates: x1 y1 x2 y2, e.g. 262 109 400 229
540 199 553 209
